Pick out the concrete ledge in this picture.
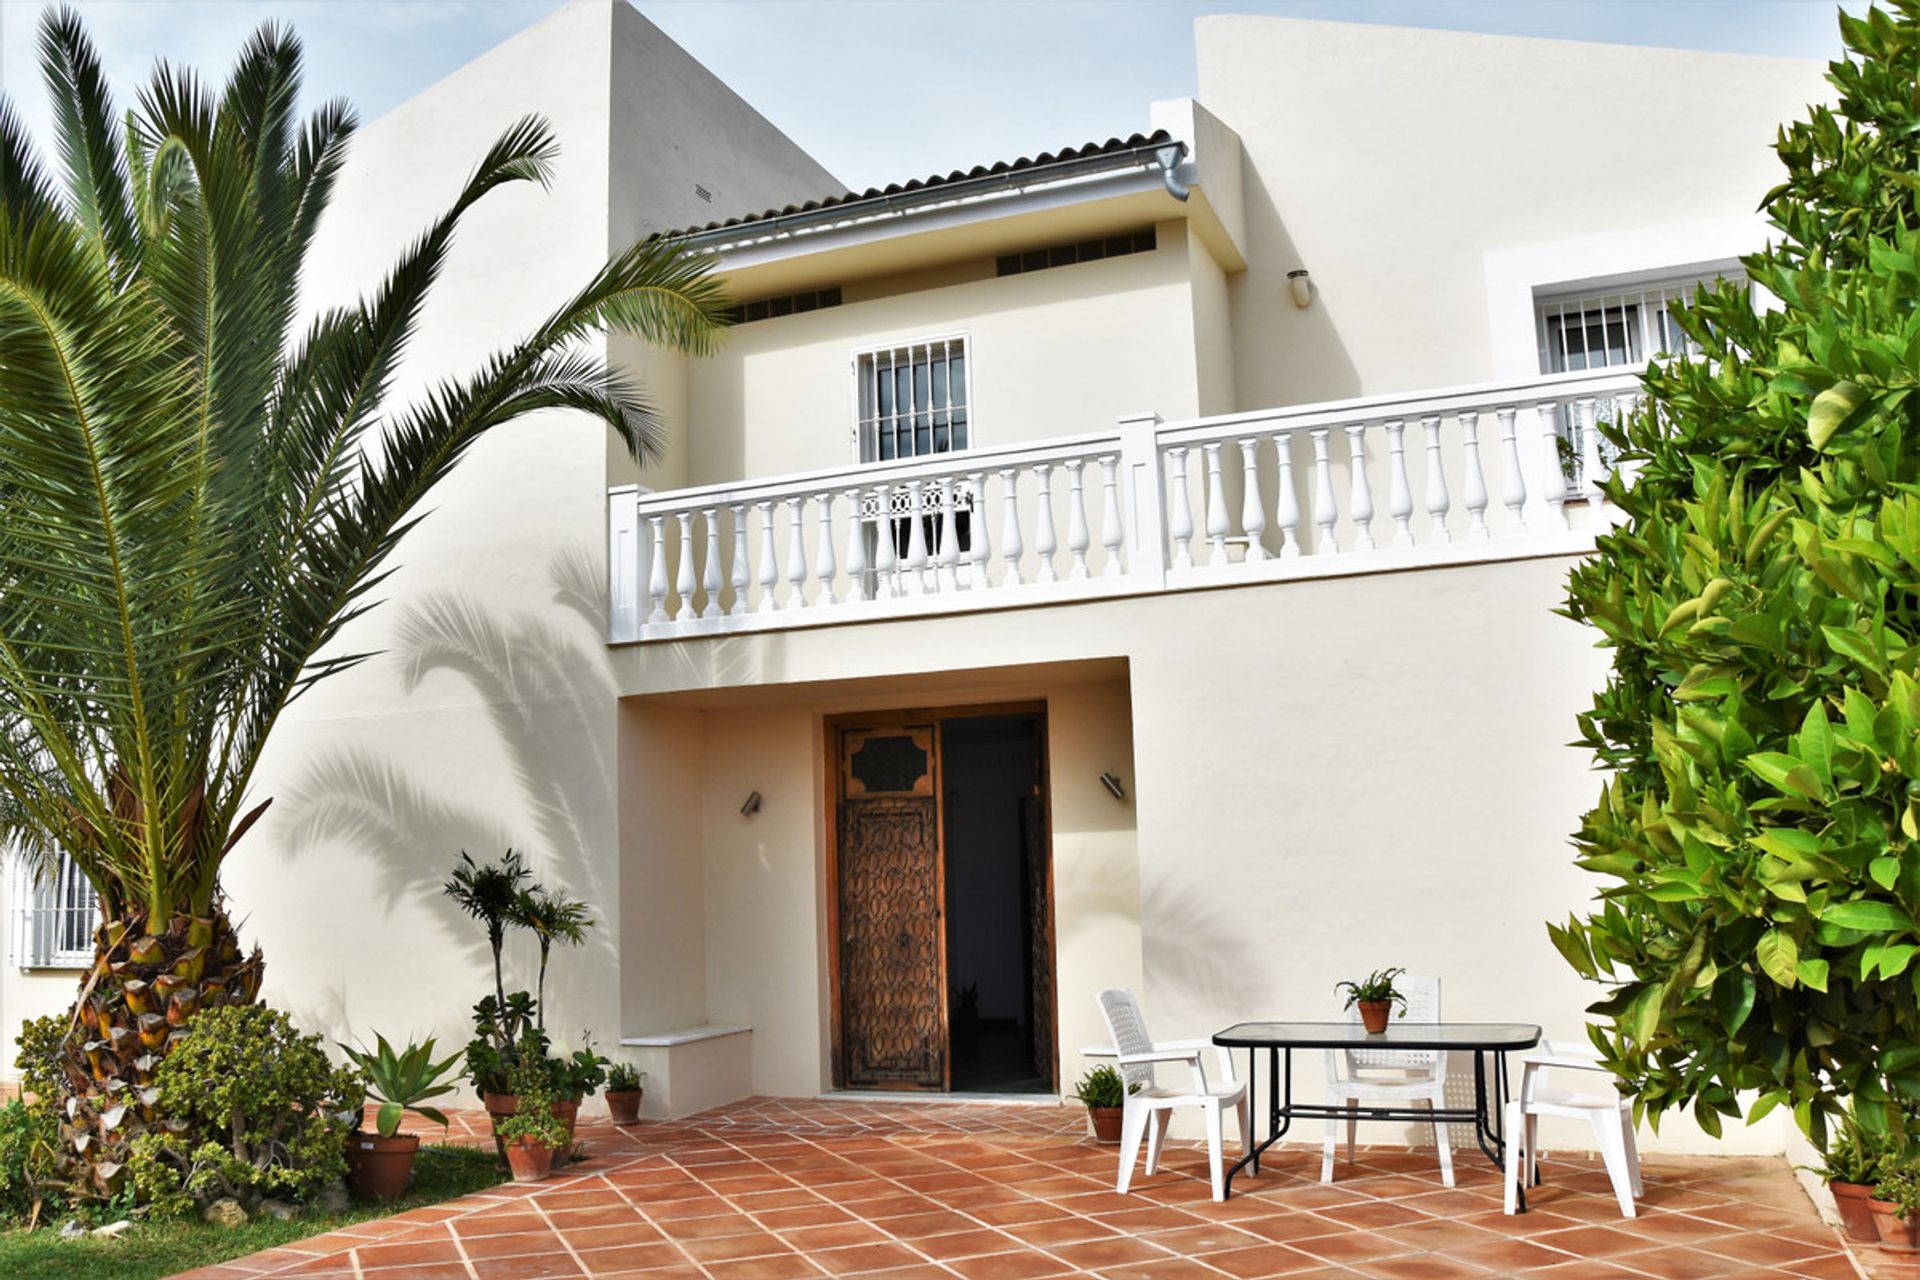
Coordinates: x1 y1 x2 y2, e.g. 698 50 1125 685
620 1024 751 1048
617 1025 753 1118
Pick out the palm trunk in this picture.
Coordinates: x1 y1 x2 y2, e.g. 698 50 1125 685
49 905 262 1197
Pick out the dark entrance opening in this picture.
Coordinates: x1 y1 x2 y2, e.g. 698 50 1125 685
940 713 1053 1093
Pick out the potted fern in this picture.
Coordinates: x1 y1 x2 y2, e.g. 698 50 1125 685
1804 1107 1888 1243
338 1033 464 1201
1070 1064 1135 1144
1336 967 1408 1035
605 1062 645 1125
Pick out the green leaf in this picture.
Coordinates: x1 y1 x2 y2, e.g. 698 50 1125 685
1822 900 1913 933
1809 379 1868 448
1873 856 1903 890
1795 957 1830 991
375 1100 404 1138
1757 930 1801 987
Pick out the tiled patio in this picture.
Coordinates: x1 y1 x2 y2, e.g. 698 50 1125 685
172 1096 1867 1280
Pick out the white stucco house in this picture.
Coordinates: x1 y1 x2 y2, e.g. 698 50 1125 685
1 0 1833 1162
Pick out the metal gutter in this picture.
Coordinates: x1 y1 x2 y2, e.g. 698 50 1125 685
682 139 1189 253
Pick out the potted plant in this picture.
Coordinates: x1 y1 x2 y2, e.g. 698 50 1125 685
546 1038 610 1166
1872 1162 1920 1253
605 1062 645 1125
1336 967 1408 1035
1804 1107 1887 1243
1070 1064 1135 1144
339 1032 464 1201
496 1084 570 1184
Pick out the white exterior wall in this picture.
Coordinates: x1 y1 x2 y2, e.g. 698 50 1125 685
1194 16 1829 408
686 225 1208 486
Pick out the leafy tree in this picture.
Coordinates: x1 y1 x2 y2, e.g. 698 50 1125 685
1555 2 1920 1149
0 10 725 1195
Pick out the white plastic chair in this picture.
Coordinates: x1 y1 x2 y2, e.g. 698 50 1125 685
1503 1040 1642 1218
1095 988 1250 1202
1321 974 1452 1186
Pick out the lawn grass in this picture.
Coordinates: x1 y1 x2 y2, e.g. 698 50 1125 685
0 1143 503 1280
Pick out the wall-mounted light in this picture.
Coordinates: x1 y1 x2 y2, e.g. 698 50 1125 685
1098 772 1127 802
740 790 761 817
1288 269 1312 310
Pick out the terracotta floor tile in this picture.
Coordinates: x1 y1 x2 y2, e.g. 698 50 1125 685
563 1225 672 1252
972 1200 1079 1226
1438 1236 1574 1271
1516 1265 1649 1280
1376 1220 1499 1254
1044 1237 1177 1270
680 1232 793 1263
1609 1246 1747 1279
1094 1207 1210 1233
704 1254 832 1280
1697 1231 1833 1266
1140 1223 1266 1255
912 1229 1025 1260
575 1243 689 1274
1292 1225 1431 1265
357 1263 474 1280
886 1210 986 1238
354 1237 468 1269
460 1212 555 1238
1313 1203 1432 1232
1004 1218 1123 1247
1102 1258 1242 1280
1203 1244 1328 1278
943 1251 1077 1280
469 1254 591 1280
1532 1226 1663 1259
659 1213 763 1240
464 1230 569 1260
811 1243 932 1275
759 1206 861 1231
1354 1256 1497 1280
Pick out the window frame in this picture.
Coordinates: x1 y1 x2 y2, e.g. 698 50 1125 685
10 852 99 970
848 332 976 466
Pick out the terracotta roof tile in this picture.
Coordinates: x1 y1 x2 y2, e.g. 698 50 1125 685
663 129 1173 241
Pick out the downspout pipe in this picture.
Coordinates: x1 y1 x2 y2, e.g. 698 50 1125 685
1154 141 1191 201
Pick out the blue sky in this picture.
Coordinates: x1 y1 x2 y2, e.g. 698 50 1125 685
0 1 1857 192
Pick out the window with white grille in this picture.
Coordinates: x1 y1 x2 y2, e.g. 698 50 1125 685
1535 271 1743 484
855 336 970 463
10 853 98 968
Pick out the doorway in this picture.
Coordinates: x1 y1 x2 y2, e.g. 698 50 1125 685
827 705 1055 1094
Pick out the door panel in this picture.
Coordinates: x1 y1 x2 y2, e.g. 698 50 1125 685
836 725 946 1089
1020 793 1055 1089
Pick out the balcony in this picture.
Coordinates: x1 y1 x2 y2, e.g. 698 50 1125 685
606 368 1640 643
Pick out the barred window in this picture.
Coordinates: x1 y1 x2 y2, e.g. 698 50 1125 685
1535 271 1742 486
10 853 98 968
855 336 969 464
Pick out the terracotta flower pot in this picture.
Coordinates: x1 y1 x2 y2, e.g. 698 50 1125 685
1831 1180 1880 1244
505 1136 554 1183
606 1089 643 1126
1870 1197 1919 1252
345 1131 419 1202
1088 1105 1124 1144
486 1094 579 1166
1358 1001 1392 1035
552 1098 580 1167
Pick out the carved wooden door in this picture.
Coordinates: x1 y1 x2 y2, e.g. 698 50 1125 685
1020 794 1055 1089
836 722 947 1089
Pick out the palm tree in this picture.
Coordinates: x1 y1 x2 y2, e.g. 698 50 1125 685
0 9 726 1194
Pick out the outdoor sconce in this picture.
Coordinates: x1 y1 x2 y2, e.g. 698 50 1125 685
1288 269 1312 309
740 790 761 817
1098 772 1127 801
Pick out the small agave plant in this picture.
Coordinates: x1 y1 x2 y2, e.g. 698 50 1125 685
337 1033 464 1201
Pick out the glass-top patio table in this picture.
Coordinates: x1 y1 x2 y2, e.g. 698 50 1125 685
1211 1021 1542 1204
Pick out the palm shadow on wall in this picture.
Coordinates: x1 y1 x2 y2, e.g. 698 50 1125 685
277 547 619 1038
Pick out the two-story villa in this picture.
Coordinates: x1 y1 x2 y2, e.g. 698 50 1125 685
1 0 1831 1160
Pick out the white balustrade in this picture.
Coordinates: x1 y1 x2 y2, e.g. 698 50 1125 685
607 368 1639 641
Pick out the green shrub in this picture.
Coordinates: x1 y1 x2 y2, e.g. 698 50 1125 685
1068 1065 1134 1109
1554 4 1920 1146
15 1013 66 1103
126 1005 361 1215
0 1099 61 1222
